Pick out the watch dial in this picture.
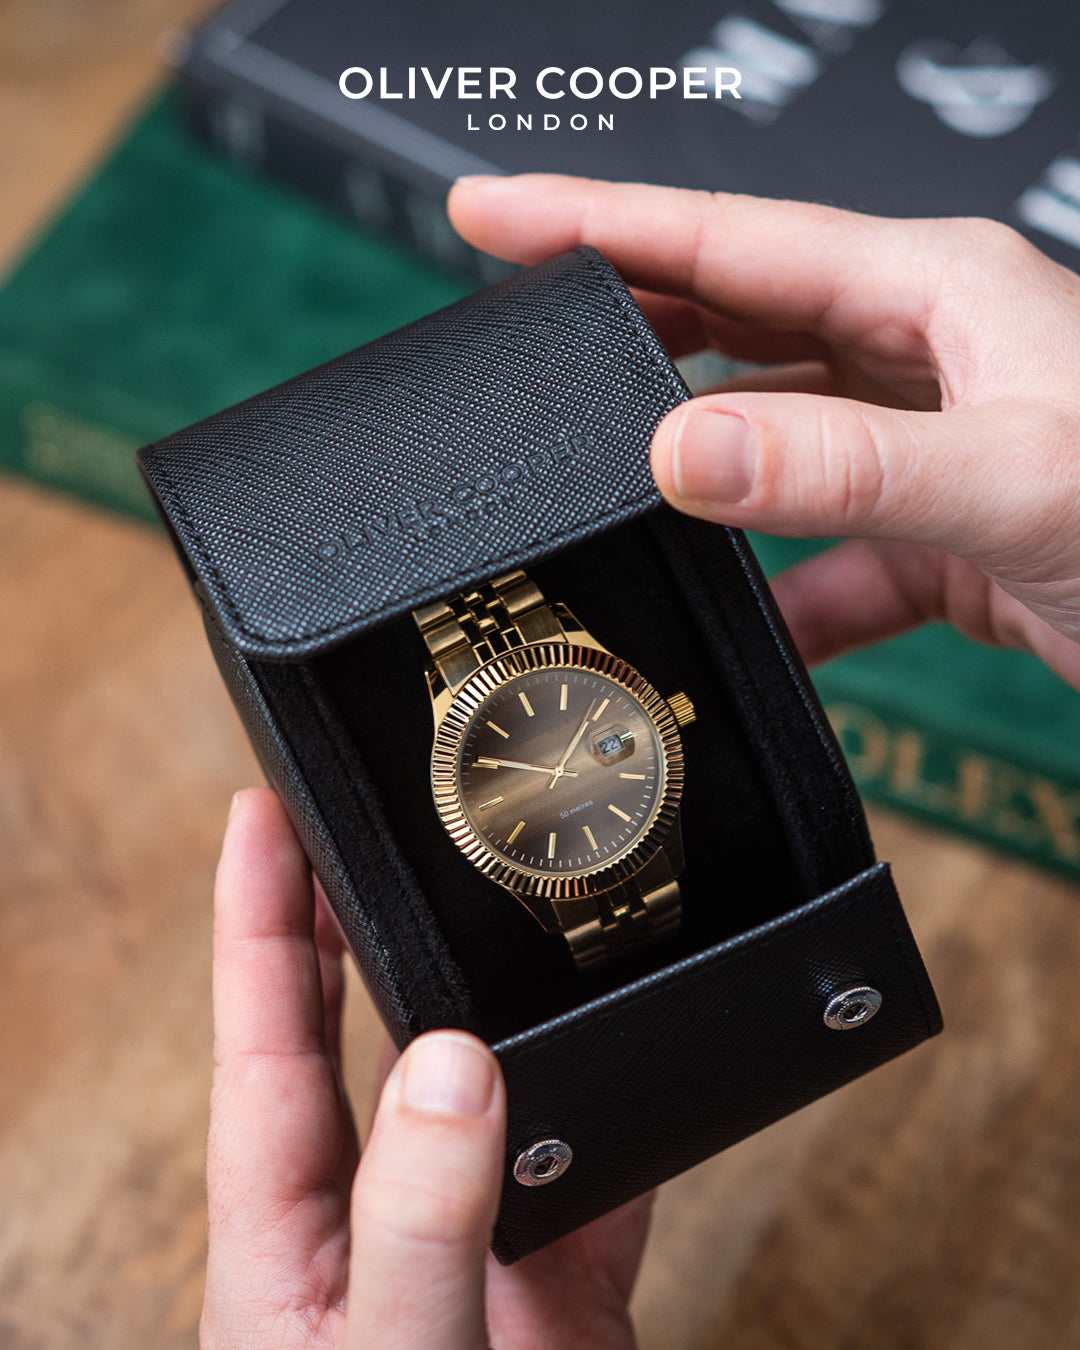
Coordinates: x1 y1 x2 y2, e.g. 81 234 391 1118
457 666 665 877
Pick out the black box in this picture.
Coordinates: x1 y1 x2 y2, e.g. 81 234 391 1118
137 247 941 1261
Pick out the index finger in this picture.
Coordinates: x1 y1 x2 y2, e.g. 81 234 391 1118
448 174 937 346
208 788 356 1231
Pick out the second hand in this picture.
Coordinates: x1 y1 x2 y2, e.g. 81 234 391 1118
548 698 596 790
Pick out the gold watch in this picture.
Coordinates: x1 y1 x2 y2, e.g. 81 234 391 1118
413 570 695 974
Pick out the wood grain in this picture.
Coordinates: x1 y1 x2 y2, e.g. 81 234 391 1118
3 5 1080 1348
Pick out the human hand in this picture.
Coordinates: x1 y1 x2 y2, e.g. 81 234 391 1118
201 787 651 1349
448 175 1080 691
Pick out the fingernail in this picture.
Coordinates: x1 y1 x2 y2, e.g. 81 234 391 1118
670 409 754 504
401 1034 495 1118
227 791 244 822
452 173 499 187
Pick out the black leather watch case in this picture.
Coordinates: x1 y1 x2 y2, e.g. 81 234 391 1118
138 246 941 1264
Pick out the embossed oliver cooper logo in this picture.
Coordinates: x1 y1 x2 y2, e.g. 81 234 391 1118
316 432 592 561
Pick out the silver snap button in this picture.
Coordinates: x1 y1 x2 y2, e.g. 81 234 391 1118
513 1138 573 1187
824 985 883 1031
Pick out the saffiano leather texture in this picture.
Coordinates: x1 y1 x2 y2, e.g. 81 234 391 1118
139 246 680 660
138 246 942 1262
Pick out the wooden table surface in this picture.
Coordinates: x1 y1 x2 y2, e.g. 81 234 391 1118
3 4 1080 1347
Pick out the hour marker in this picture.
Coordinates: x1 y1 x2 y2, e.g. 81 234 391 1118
619 772 646 780
559 684 568 711
583 825 597 850
518 691 535 717
486 720 509 739
592 697 611 722
548 831 557 859
608 804 632 822
507 820 525 845
478 795 504 811
476 757 499 769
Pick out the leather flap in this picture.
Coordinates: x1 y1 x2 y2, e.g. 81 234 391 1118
489 861 943 1263
137 247 688 660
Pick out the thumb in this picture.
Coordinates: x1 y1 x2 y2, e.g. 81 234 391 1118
651 391 1074 572
345 1031 505 1349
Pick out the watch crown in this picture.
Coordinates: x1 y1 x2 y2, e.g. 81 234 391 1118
668 691 696 728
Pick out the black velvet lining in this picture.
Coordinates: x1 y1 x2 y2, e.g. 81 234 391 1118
301 508 811 1041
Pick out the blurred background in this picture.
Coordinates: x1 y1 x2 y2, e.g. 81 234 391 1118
4 2 1080 1347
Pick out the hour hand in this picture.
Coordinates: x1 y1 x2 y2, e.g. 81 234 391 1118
476 756 578 777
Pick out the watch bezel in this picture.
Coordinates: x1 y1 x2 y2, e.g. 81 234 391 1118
431 643 684 900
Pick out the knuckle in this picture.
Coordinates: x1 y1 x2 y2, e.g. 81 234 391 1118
817 402 890 528
946 215 1039 266
354 1168 491 1249
1017 401 1080 513
1024 400 1076 452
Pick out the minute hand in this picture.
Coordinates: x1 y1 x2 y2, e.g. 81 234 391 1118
548 700 596 789
476 757 579 777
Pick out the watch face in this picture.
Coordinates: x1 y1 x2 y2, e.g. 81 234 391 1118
432 645 684 895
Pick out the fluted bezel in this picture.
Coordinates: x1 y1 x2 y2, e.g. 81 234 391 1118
431 644 684 899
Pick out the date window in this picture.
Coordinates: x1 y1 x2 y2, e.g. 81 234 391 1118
592 724 634 766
